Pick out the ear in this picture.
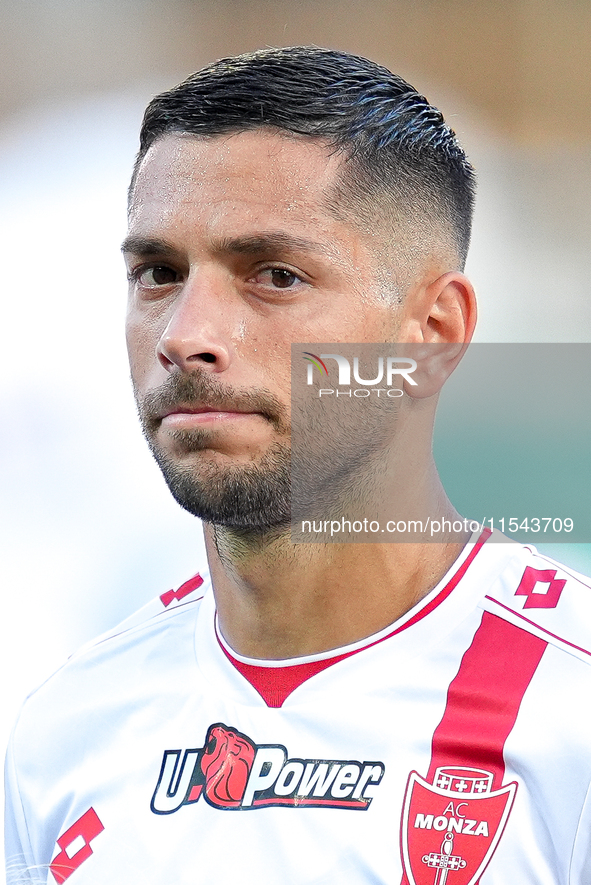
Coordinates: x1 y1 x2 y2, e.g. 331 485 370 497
398 271 477 398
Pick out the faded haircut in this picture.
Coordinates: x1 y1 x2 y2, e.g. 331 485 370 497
130 46 476 267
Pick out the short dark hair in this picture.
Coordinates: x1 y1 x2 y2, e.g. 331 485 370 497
132 46 476 266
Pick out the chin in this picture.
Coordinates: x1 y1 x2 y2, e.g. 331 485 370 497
151 440 292 534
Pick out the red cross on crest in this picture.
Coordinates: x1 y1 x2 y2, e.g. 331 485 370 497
514 566 566 609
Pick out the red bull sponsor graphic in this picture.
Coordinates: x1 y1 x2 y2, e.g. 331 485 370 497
401 766 516 885
151 723 384 813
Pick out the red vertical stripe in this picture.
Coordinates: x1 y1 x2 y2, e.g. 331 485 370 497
400 612 547 884
427 612 547 787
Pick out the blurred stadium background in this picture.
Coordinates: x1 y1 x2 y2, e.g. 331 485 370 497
1 0 590 860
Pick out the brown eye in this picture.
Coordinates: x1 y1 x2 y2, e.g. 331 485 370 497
138 266 178 286
270 268 298 288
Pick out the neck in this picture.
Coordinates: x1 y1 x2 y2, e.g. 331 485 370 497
204 458 469 660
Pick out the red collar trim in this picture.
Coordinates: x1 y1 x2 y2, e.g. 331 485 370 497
218 528 492 707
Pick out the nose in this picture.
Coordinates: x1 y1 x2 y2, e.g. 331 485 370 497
156 271 234 374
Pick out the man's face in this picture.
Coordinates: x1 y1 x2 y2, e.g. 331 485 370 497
124 131 406 532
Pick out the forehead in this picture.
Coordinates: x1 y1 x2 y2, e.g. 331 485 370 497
128 131 349 234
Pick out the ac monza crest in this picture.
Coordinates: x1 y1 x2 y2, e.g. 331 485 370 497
401 766 516 885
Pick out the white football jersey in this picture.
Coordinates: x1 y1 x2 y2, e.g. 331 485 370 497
5 530 591 884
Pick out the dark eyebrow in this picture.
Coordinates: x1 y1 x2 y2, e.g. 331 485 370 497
121 232 332 259
212 233 331 258
120 235 178 257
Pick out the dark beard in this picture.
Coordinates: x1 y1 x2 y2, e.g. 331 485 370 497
149 435 292 534
136 365 403 536
136 372 292 534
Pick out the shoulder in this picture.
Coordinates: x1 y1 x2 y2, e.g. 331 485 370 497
481 541 591 665
73 569 211 656
5 565 213 866
14 566 212 717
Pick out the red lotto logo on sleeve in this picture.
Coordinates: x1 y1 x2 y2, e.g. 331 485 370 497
514 567 566 609
49 807 104 883
159 573 204 608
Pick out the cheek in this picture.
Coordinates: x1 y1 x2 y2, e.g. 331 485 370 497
352 298 402 342
125 308 161 388
261 336 294 392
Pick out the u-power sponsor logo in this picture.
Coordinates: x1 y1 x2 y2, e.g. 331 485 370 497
151 723 384 813
303 352 417 398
